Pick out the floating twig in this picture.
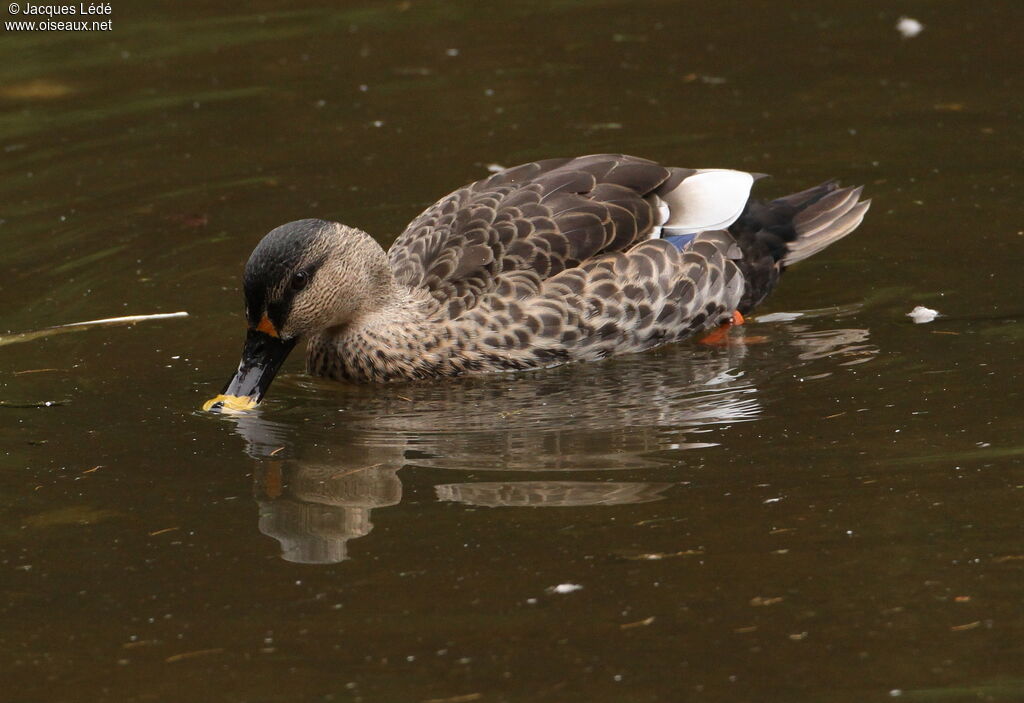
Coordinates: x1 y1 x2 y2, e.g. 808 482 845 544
165 648 224 663
0 311 189 347
950 621 981 632
149 527 180 537
0 399 69 408
422 694 482 703
620 616 655 630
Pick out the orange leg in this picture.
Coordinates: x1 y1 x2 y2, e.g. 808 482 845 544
257 463 284 499
699 310 743 345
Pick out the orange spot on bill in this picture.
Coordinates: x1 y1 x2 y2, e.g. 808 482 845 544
732 310 745 325
255 314 278 337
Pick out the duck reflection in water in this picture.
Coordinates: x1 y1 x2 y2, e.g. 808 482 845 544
223 413 402 563
223 319 876 564
254 459 402 564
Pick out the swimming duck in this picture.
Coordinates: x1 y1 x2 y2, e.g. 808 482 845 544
204 154 869 411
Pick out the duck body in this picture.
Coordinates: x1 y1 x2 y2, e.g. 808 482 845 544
205 154 869 409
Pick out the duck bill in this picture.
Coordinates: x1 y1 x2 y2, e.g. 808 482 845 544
202 330 298 412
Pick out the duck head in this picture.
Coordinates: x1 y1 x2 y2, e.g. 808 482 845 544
203 218 391 412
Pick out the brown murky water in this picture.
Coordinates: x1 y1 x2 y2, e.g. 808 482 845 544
2 1 1022 701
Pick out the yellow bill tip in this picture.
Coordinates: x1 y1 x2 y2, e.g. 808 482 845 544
202 394 258 413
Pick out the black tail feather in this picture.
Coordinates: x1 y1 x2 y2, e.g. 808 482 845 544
728 181 868 313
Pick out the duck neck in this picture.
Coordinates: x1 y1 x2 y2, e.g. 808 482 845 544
306 283 447 383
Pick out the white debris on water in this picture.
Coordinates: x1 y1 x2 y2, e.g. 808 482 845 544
485 163 506 173
907 306 939 323
896 17 924 38
705 369 744 386
548 583 583 594
756 311 803 323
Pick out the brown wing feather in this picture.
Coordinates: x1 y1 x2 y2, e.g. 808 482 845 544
387 155 673 319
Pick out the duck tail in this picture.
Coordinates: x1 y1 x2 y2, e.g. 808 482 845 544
728 181 870 313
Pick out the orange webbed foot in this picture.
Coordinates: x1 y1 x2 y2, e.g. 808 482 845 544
698 310 749 345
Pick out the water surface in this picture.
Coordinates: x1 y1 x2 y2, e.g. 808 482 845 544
2 1 1022 701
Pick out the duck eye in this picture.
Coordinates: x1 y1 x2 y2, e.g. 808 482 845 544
290 271 309 291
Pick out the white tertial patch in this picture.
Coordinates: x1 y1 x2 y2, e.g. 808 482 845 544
659 169 754 235
648 195 672 238
907 306 939 323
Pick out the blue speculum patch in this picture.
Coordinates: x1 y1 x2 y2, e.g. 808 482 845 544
663 233 698 250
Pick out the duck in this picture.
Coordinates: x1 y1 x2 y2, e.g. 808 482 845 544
203 154 869 412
